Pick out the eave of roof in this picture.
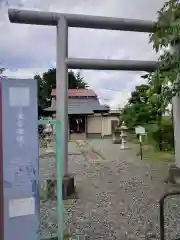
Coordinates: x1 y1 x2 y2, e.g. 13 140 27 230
44 98 109 115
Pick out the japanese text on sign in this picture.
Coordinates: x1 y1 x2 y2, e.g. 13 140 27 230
16 111 25 147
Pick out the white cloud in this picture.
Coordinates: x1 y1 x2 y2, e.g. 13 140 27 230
4 68 46 78
109 91 131 109
0 0 166 108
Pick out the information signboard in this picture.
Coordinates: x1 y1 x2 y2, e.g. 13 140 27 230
1 78 39 240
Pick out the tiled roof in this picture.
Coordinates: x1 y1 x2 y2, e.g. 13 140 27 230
44 98 109 115
51 89 97 97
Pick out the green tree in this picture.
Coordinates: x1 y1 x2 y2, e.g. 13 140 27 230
73 71 88 89
0 68 4 76
129 84 149 104
143 71 171 150
121 84 157 129
35 68 88 109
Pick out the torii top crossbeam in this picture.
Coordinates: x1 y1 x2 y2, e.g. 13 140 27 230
8 8 158 72
8 8 155 32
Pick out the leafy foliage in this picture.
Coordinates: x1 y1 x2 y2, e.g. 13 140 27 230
129 84 149 104
147 116 174 151
35 69 88 109
148 0 180 104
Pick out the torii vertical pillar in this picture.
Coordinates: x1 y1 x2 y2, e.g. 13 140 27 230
56 17 75 199
165 96 180 184
166 44 180 184
172 44 180 170
172 97 180 165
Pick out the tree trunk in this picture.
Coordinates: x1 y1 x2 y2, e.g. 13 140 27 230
157 111 162 151
171 107 175 151
157 85 163 151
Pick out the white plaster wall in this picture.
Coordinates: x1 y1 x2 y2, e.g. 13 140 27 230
87 115 119 136
102 116 119 136
87 116 101 134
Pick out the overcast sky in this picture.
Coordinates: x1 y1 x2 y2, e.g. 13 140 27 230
0 0 165 108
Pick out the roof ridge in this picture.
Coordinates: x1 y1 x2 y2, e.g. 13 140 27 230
51 88 97 97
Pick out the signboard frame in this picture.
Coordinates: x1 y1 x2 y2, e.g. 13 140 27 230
135 125 146 135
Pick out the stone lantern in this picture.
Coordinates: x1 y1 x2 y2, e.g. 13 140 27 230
43 120 54 153
120 121 129 150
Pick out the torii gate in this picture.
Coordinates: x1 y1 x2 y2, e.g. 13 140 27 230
8 8 180 196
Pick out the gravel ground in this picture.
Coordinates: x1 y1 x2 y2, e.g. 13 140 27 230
39 139 180 239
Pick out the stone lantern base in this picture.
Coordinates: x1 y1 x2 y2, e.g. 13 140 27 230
113 139 121 144
120 140 129 150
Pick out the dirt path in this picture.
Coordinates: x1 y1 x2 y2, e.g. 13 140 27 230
64 140 180 239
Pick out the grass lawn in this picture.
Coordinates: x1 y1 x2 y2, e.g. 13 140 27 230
127 133 174 162
140 144 174 162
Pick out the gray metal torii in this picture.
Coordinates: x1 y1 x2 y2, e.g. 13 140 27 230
8 8 160 196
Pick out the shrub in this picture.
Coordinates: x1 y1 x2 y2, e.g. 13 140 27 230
147 117 174 151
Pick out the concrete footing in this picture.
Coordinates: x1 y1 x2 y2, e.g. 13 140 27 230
165 164 180 185
62 173 75 199
112 139 121 144
41 174 75 201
